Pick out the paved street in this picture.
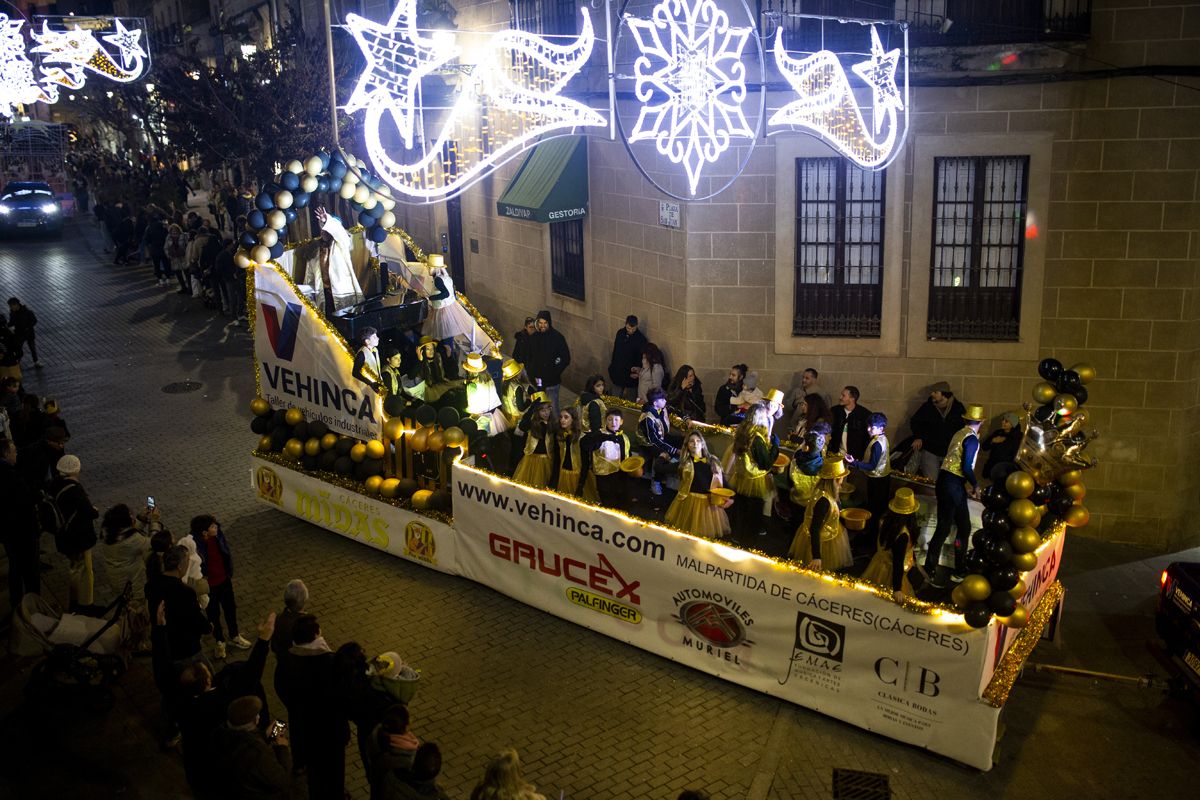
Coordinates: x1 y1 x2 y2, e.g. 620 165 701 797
1 218 1199 799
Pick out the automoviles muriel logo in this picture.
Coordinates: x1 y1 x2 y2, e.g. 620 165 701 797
403 521 437 565
779 611 845 689
671 589 754 665
255 466 283 506
262 301 303 361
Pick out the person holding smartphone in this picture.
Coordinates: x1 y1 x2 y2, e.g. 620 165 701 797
211 695 293 797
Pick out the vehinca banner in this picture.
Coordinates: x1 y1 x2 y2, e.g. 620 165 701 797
253 261 382 440
450 462 1001 770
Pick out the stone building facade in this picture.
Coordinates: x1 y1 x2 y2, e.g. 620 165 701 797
390 0 1200 551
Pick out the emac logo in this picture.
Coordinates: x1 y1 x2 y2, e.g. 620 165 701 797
262 301 303 361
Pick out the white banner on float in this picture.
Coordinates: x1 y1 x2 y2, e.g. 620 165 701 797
450 462 1000 770
250 456 459 575
252 262 383 440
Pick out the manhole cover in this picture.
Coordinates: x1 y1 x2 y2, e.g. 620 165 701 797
832 768 890 800
161 381 203 394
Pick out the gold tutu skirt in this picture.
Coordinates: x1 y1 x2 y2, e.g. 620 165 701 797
513 453 552 488
557 467 599 503
861 546 915 595
728 469 773 500
665 493 732 539
787 527 853 571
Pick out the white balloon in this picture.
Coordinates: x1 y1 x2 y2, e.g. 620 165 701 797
267 210 287 230
339 181 357 199
259 228 278 247
379 211 396 229
234 251 253 269
285 159 304 174
353 185 370 204
251 245 271 264
275 190 293 209
362 196 377 211
305 156 323 175
301 175 318 193
380 197 396 211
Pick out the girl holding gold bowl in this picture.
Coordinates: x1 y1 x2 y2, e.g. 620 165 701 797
861 488 919 602
554 406 598 501
665 431 732 539
787 453 853 571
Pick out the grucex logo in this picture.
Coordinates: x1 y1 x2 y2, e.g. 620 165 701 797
262 301 303 361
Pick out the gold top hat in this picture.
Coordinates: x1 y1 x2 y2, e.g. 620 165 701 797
463 352 487 373
888 487 919 515
620 456 645 474
818 453 849 480
418 335 437 347
530 391 550 405
963 404 986 422
764 388 786 406
426 254 444 269
501 358 523 381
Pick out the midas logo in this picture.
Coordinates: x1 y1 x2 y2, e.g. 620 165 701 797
262 301 303 361
404 521 437 564
489 532 641 605
255 467 283 505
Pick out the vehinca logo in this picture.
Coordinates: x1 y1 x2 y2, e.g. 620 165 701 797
262 301 303 361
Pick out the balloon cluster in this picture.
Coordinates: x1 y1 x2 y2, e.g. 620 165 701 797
251 399 389 481
234 148 398 268
951 359 1099 629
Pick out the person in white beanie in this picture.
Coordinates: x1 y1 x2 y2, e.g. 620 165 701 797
49 454 99 612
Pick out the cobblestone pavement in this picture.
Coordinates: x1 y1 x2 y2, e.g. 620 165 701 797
1 218 1198 799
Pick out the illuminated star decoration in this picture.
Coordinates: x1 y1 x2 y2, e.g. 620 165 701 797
101 19 147 71
344 0 460 149
30 22 97 90
769 24 907 170
850 26 901 136
0 14 54 118
626 0 754 196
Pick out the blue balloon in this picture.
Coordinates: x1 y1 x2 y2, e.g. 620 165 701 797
329 161 347 180
365 203 385 218
316 177 330 193
293 191 311 208
284 208 298 223
248 209 266 229
255 192 274 211
240 232 257 247
281 172 300 191
358 211 374 227
317 151 331 169
330 150 345 164
369 225 388 243
265 182 282 195
269 242 285 259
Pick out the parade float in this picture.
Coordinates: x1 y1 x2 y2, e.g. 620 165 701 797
238 0 1099 772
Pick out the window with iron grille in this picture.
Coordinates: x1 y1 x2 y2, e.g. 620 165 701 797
793 158 885 337
550 219 585 300
510 0 578 36
927 155 1029 341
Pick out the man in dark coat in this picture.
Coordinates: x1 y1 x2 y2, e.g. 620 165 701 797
607 315 647 401
525 310 570 413
511 316 535 367
0 437 40 608
210 696 293 799
19 425 68 490
830 386 872 460
147 545 212 667
908 382 967 479
6 297 39 366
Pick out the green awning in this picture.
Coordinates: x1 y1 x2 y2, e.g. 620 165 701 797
496 137 588 223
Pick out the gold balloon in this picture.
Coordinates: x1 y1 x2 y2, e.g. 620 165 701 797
1064 483 1086 502
1069 362 1096 385
443 427 466 448
321 433 338 451
962 575 992 602
1008 578 1027 599
1011 551 1038 572
1064 504 1090 528
411 489 433 509
366 440 387 460
1010 527 1041 554
285 408 304 426
1059 469 1083 487
999 605 1028 629
410 428 430 452
951 584 971 610
1032 381 1057 404
257 435 273 452
380 478 401 499
427 431 446 452
1005 470 1036 500
284 438 304 460
250 397 272 417
304 438 322 457
1007 498 1038 526
383 418 406 441
364 475 384 495
350 443 367 463
1053 394 1078 416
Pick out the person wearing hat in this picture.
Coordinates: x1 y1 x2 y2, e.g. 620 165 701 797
608 314 647 401
908 381 967 479
464 353 508 435
409 335 464 408
861 488 920 602
924 403 985 587
526 310 571 414
583 407 635 511
787 453 853 571
579 374 608 434
513 394 555 488
982 411 1023 482
49 454 99 611
423 258 496 352
726 403 779 536
497 359 531 474
210 695 293 799
665 431 731 539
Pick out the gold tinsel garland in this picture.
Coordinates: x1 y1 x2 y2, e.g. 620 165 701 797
253 449 453 527
981 579 1066 707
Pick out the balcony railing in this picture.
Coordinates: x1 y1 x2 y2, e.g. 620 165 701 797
762 1 1091 50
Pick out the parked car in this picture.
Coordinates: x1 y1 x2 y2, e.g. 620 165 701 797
0 181 63 237
1155 561 1200 703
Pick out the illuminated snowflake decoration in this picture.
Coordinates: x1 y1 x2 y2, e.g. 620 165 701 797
102 19 147 71
1 14 52 119
31 18 149 90
626 0 754 195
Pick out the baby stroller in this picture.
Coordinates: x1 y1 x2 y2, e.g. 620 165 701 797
16 586 130 712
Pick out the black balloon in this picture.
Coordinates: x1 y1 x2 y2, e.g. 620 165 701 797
415 405 437 427
964 602 993 629
971 530 996 553
964 550 987 574
251 416 270 435
984 538 1013 566
437 406 462 429
1030 483 1052 505
1074 386 1088 406
302 455 319 472
1058 370 1082 393
269 428 290 449
984 514 1013 537
1038 358 1064 382
1037 514 1059 534
308 420 329 438
988 590 1017 617
982 484 1010 510
1033 403 1057 424
457 417 479 435
384 396 406 418
334 456 354 475
318 450 339 471
272 409 289 426
982 507 1007 526
292 422 309 441
989 565 1021 591
1051 495 1074 515
335 438 355 457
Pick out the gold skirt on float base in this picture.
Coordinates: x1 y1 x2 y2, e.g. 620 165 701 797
513 453 552 489
861 546 915 596
664 493 731 539
787 526 853 571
